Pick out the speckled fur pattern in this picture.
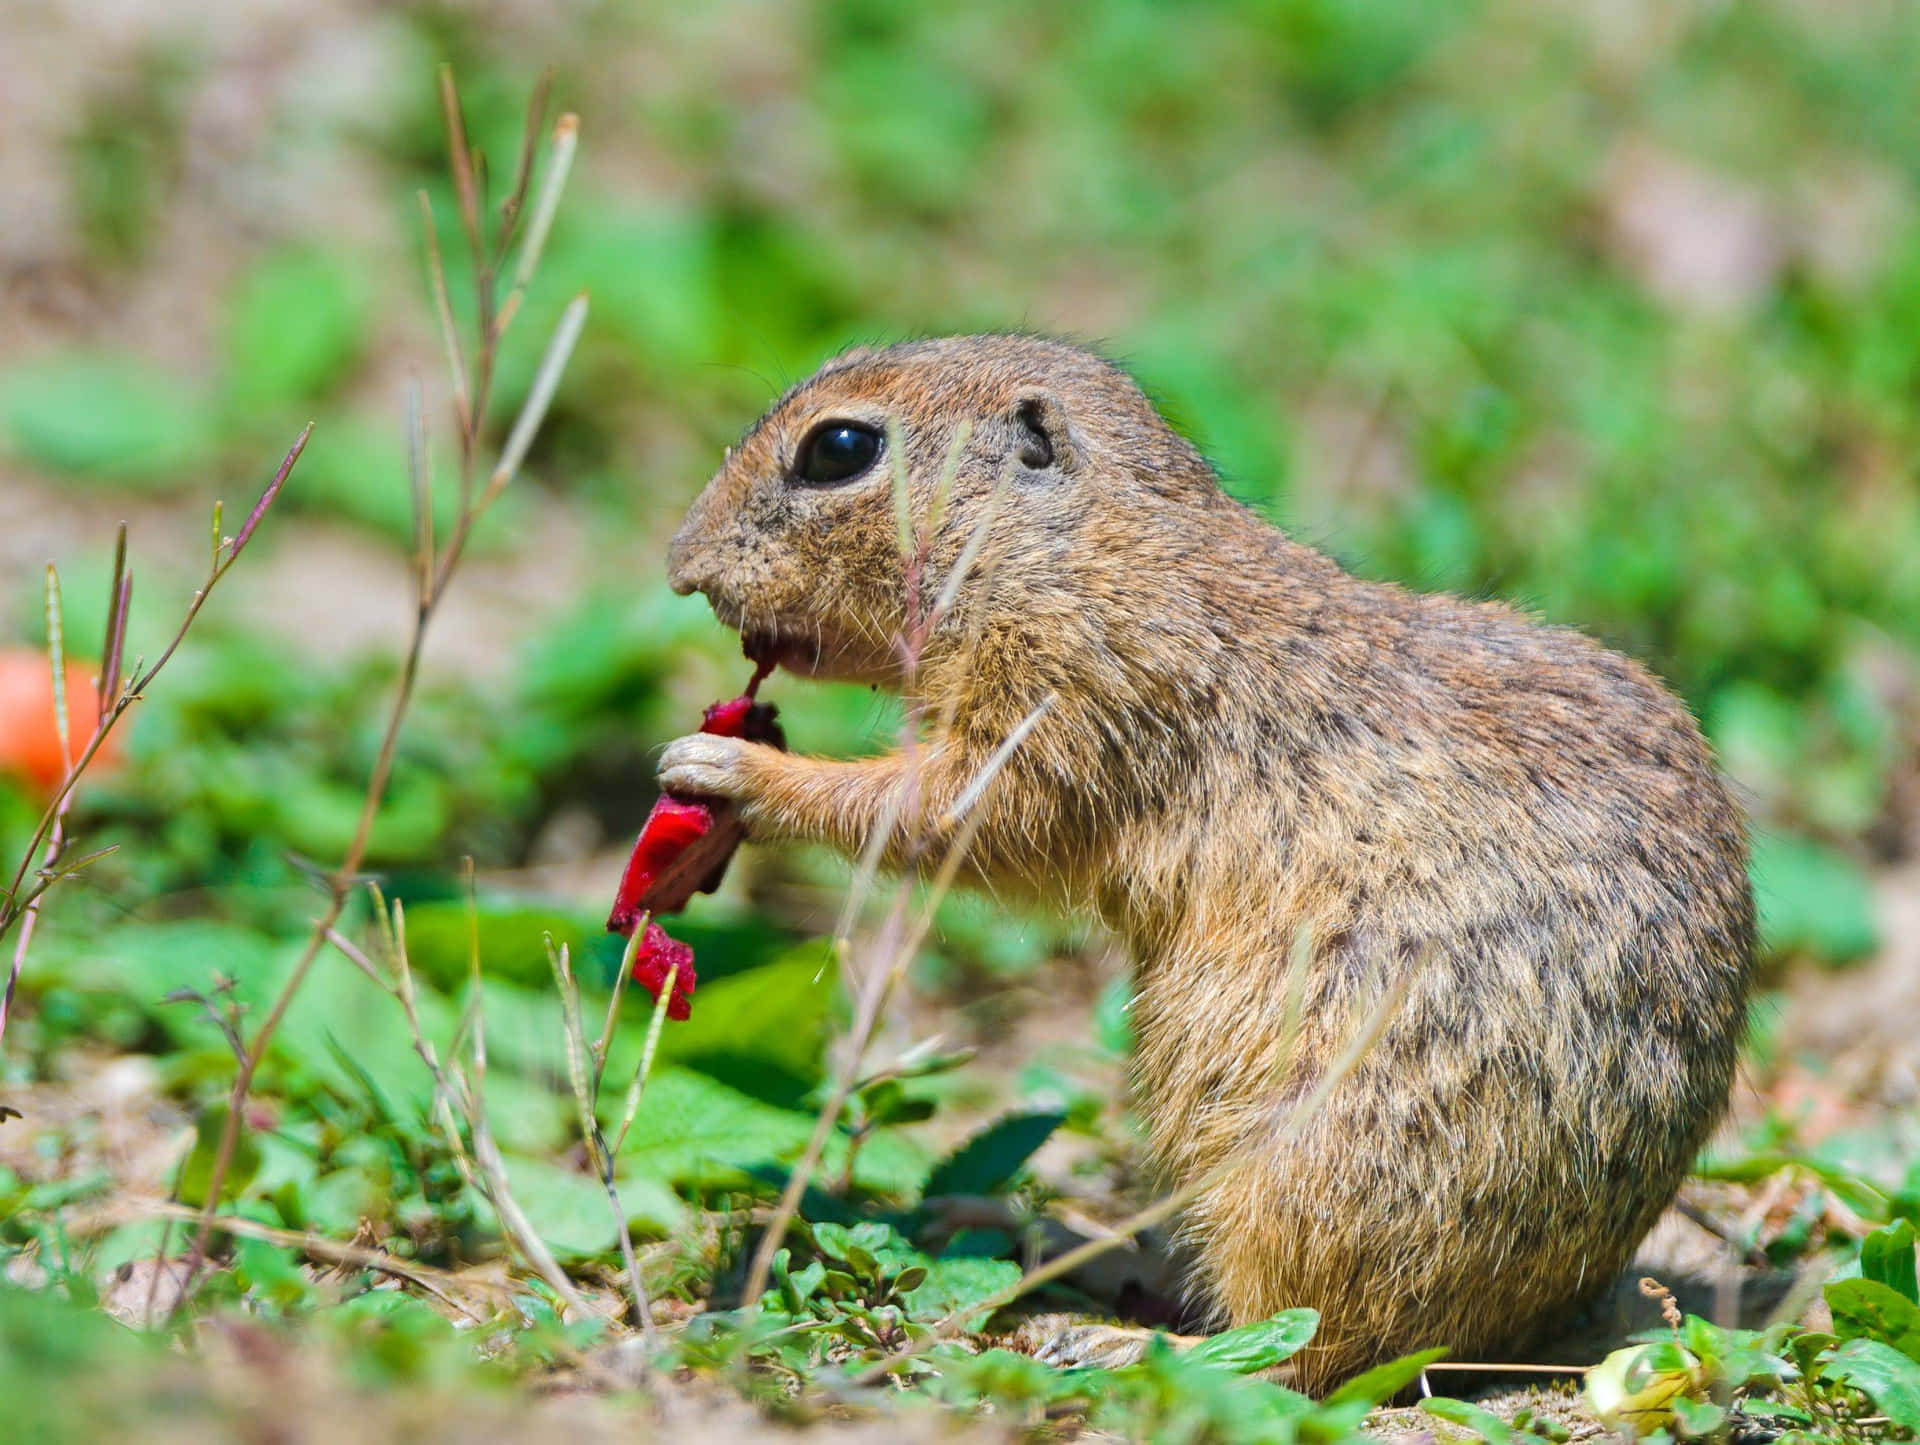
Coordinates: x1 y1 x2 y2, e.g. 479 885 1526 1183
659 334 1755 1391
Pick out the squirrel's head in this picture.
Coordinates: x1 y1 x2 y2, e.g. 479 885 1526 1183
667 333 1218 684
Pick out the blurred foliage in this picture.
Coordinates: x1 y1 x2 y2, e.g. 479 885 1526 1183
4 0 1915 964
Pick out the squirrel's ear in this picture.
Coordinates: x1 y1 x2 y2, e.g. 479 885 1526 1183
1013 393 1080 474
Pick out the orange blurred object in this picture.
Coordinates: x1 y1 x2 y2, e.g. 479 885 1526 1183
0 648 119 792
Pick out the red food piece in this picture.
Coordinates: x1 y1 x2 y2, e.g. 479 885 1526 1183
631 922 696 1021
605 658 787 1021
605 796 728 931
702 695 754 736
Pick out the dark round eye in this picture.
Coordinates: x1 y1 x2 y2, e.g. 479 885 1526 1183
795 422 882 486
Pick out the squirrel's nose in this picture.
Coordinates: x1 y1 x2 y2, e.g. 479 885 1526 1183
665 528 713 597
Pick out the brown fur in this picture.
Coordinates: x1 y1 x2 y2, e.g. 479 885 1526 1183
658 334 1754 1391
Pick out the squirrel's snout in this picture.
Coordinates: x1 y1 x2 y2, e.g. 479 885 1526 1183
665 530 712 598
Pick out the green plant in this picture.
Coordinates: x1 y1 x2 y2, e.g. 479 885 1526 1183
1588 1224 1920 1442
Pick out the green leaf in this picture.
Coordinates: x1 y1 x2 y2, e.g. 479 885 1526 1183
611 1066 929 1199
1 352 218 485
811 1222 880 1279
1826 1278 1920 1363
494 1155 618 1258
772 1251 828 1314
1421 1395 1513 1443
224 247 367 410
1186 1308 1320 1374
1323 1346 1449 1408
902 1256 1022 1331
176 1104 262 1208
658 942 839 1095
1668 1394 1727 1438
934 1347 1064 1406
1749 834 1878 964
612 1067 815 1187
233 1238 314 1308
923 1111 1065 1198
1822 1338 1920 1429
1863 1220 1919 1304
401 903 600 991
820 1269 859 1299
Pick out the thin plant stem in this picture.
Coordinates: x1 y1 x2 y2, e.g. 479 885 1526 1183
124 1199 500 1322
2 425 311 944
739 693 1053 1312
609 939 678 1160
594 925 641 1087
545 935 656 1348
177 84 584 1307
0 431 311 1053
740 891 911 1311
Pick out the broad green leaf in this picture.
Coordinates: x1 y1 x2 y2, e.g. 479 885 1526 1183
613 1067 816 1187
1749 834 1878 964
1 352 217 485
42 920 284 1018
1823 1338 1920 1430
1323 1345 1449 1408
1863 1220 1919 1304
657 942 839 1094
1826 1278 1920 1363
92 1219 170 1277
233 1238 314 1308
1421 1395 1512 1442
301 1167 383 1237
902 1256 1022 1331
923 1111 1065 1198
1228 1375 1318 1422
932 1347 1061 1405
1187 1308 1320 1374
495 1155 619 1258
1586 1340 1696 1435
1669 1394 1727 1438
479 1072 572 1155
223 248 367 410
273 942 455 1110
0 1283 159 1438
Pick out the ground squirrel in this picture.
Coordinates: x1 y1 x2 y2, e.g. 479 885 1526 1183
658 333 1754 1389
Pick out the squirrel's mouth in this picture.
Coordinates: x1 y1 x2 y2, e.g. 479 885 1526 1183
738 624 900 686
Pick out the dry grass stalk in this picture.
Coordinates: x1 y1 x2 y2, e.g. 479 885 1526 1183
1 426 315 1050
739 430 1036 1312
176 74 587 1310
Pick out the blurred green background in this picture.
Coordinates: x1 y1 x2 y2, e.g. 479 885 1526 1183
2 0 1918 1324
6 0 1916 965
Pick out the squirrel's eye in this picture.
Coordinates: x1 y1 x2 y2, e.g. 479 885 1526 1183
795 422 882 486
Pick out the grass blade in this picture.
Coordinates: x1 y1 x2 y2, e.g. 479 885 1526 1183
483 293 588 506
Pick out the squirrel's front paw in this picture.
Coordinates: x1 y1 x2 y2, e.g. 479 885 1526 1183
658 732 762 804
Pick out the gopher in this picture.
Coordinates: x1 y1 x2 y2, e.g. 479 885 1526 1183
657 334 1753 1389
